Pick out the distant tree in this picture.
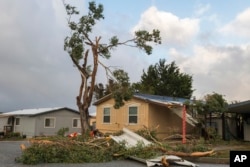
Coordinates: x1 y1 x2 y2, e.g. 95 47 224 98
134 59 193 98
63 1 161 134
193 92 228 140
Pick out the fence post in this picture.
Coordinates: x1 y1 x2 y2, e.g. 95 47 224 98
182 105 186 144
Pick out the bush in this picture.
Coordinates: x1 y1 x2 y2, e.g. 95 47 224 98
4 132 21 139
56 127 69 137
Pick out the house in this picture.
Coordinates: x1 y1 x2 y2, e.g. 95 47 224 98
0 107 82 138
93 93 198 139
228 100 250 141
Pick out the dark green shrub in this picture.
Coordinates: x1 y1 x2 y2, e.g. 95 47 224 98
4 132 21 139
57 127 69 136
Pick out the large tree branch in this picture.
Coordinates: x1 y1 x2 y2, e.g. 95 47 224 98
69 54 89 78
87 37 101 104
77 75 85 107
97 39 137 54
98 60 118 82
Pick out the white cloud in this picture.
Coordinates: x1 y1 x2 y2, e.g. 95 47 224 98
132 6 200 47
169 44 250 102
220 8 250 38
0 0 80 111
195 4 210 16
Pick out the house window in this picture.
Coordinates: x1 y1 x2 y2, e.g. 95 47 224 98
15 118 20 126
129 106 138 124
72 118 81 128
103 108 110 123
44 118 55 128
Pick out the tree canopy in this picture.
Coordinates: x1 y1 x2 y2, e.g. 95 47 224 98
194 92 228 115
133 59 193 99
191 92 228 140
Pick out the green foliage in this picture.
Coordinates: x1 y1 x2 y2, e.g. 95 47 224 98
135 128 158 141
124 142 158 159
56 127 69 137
94 69 133 109
205 127 221 143
193 92 228 115
204 93 228 113
174 143 210 153
4 132 22 139
17 136 162 165
135 29 161 55
112 70 133 109
134 59 193 98
18 138 122 164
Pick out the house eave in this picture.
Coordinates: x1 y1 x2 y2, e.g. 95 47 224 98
228 100 250 114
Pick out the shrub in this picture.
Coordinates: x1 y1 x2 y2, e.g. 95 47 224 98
4 132 21 139
56 127 69 137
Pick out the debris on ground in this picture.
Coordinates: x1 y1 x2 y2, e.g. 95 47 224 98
18 128 214 166
112 128 200 167
110 128 152 148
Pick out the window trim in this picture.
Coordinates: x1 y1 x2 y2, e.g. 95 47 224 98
72 118 81 128
128 106 138 125
44 117 56 128
103 107 111 124
15 117 20 126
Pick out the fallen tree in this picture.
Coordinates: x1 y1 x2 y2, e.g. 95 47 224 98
16 128 214 166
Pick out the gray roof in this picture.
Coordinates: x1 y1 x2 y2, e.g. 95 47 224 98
93 93 192 106
0 107 79 116
134 93 191 106
228 100 250 114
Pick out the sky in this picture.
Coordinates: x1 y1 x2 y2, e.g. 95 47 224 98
1 0 250 113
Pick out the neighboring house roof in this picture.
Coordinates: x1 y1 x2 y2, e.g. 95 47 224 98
0 107 79 117
228 100 250 114
93 93 191 107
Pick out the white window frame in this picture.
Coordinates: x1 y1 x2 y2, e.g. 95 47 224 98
44 117 56 128
15 117 21 126
128 106 138 124
103 107 111 124
72 118 81 128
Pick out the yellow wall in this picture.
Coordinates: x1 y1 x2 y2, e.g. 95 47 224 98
89 116 96 127
96 97 149 134
148 104 180 136
147 104 195 138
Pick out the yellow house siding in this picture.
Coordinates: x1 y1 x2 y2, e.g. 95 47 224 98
96 97 149 134
148 104 178 136
147 104 195 138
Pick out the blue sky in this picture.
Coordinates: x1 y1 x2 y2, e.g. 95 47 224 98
1 0 250 112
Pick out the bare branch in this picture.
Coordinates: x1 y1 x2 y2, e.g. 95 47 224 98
98 60 118 82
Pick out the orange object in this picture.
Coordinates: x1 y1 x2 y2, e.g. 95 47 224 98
69 132 78 138
90 131 94 137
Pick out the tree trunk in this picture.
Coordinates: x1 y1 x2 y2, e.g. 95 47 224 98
77 99 91 135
